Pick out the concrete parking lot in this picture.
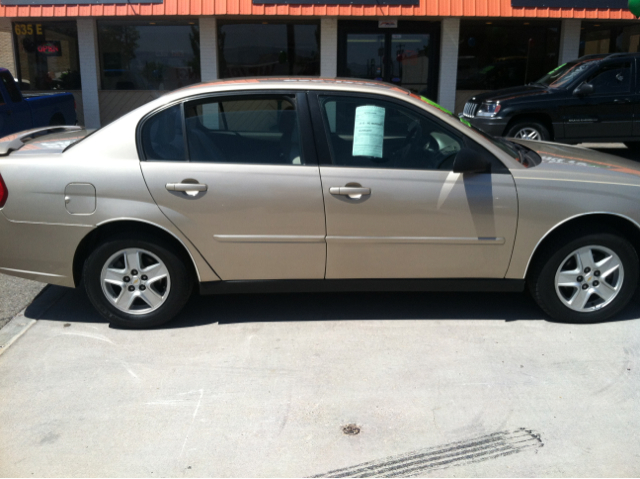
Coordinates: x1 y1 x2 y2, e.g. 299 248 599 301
0 143 639 477
0 284 639 477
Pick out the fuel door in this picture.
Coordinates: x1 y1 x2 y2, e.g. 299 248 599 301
64 183 96 215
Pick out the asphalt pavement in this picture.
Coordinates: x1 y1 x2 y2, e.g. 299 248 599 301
0 273 44 330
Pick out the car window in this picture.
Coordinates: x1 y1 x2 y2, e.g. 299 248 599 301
184 96 304 165
587 62 631 94
0 71 22 104
536 59 598 89
319 95 463 170
141 104 186 161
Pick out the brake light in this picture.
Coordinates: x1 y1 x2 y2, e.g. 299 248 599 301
0 174 8 208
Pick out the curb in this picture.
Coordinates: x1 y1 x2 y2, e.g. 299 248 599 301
0 313 37 357
0 285 70 357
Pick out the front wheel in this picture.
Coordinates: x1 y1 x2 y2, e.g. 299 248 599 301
83 235 193 328
506 120 550 142
529 232 638 323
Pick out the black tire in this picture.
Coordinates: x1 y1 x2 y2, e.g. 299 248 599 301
529 231 638 323
83 234 193 329
506 120 551 141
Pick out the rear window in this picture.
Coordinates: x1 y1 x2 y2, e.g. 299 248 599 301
141 105 186 161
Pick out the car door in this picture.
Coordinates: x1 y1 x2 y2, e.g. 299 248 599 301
139 91 327 280
308 92 518 279
562 60 635 140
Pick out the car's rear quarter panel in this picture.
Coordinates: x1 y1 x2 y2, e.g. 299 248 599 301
0 117 220 286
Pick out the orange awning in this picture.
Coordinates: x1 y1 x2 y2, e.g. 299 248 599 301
1 0 634 19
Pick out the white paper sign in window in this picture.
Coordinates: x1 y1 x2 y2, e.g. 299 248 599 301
201 103 220 130
352 105 385 158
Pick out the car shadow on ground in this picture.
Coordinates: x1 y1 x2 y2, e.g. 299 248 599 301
24 285 640 329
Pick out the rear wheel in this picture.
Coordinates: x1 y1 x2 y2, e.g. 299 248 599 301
506 120 550 141
83 234 193 328
529 232 638 322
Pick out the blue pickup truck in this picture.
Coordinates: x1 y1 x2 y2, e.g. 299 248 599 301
0 68 76 137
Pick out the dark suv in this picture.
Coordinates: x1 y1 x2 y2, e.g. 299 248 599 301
462 53 640 148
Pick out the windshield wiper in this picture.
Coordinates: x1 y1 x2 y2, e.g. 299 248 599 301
527 82 547 87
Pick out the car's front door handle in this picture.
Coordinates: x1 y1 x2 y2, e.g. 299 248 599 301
614 98 631 103
165 183 208 192
329 186 371 199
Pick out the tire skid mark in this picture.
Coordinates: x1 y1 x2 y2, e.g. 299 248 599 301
312 428 543 478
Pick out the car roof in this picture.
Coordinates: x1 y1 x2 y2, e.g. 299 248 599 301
576 52 640 63
171 77 413 97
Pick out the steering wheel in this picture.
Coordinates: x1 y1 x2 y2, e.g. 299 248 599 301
431 143 461 169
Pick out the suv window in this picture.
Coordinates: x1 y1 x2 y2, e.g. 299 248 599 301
141 104 186 161
184 96 304 165
588 62 631 94
0 71 22 104
319 95 463 170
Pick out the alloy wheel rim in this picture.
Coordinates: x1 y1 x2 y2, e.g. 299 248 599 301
554 245 624 313
513 127 542 141
100 248 171 315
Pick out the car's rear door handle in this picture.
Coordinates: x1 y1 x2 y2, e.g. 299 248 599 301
329 186 371 199
166 183 208 192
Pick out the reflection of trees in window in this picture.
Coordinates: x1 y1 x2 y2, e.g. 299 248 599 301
98 22 200 91
218 23 319 78
100 25 140 72
187 25 200 78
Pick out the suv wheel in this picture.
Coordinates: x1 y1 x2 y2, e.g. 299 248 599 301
83 234 193 329
506 120 550 141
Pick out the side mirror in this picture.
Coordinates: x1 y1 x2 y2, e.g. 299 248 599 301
573 82 594 96
452 148 491 174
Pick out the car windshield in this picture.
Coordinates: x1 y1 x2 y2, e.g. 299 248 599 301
533 59 600 89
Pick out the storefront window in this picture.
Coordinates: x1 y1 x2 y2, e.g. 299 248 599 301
13 21 81 91
218 21 320 78
98 21 201 91
580 22 640 56
456 20 560 112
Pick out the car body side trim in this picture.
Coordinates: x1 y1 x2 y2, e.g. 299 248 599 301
199 278 525 295
326 236 506 245
213 234 326 243
521 211 640 279
1 217 93 228
0 267 66 278
513 177 640 188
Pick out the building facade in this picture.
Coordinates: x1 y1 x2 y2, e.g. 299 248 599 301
0 0 636 128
